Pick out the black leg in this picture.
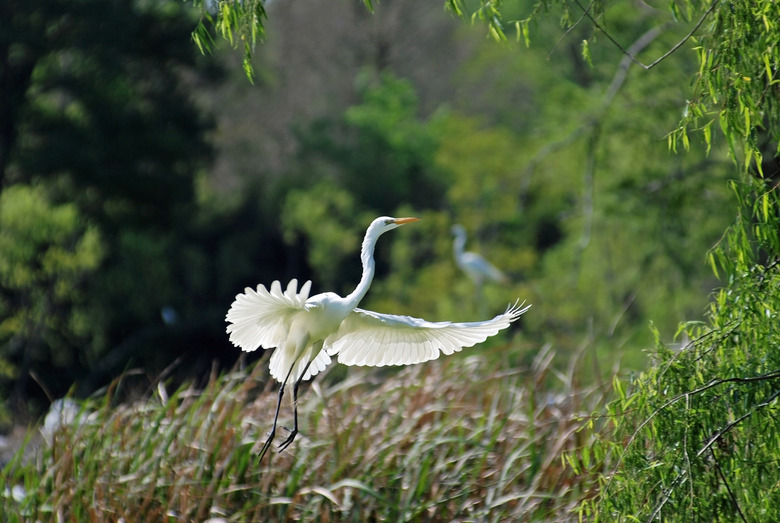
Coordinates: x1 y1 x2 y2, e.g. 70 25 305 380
278 357 314 452
256 364 294 462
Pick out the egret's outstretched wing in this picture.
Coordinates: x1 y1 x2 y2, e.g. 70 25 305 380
325 302 530 366
226 279 312 352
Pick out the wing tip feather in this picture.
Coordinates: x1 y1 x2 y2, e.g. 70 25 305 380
505 299 532 321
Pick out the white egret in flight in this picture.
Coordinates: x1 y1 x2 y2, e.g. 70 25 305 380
226 216 529 461
451 224 509 287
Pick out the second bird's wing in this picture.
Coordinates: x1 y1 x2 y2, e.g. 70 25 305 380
325 301 530 367
461 252 508 283
226 279 312 352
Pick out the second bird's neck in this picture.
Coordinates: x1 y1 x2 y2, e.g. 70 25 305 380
453 233 466 256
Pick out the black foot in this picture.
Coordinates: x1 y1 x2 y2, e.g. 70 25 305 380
278 429 298 452
256 430 276 463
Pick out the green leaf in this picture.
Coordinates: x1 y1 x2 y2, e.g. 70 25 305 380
702 120 712 155
581 39 593 68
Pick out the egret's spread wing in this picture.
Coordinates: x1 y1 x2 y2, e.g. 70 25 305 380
226 279 312 352
326 301 530 366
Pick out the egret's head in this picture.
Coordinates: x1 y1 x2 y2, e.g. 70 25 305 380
451 224 466 237
389 216 420 227
369 216 420 237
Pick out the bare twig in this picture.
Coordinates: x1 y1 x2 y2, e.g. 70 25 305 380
571 0 720 70
548 0 596 60
604 24 668 102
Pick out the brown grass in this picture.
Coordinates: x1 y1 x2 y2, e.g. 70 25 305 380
1 343 605 522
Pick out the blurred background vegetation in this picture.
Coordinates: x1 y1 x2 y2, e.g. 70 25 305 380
0 0 734 422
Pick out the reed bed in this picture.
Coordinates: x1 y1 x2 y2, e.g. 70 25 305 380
1 344 604 521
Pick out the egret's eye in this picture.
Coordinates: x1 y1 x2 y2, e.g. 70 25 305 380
384 219 394 225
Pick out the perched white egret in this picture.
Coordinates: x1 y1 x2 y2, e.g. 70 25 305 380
451 224 509 286
226 216 530 461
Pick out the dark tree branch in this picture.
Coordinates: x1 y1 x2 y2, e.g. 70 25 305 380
603 370 780 498
572 0 720 70
642 387 780 521
604 25 668 102
646 387 780 521
522 23 667 186
548 0 595 60
695 388 780 459
710 447 748 523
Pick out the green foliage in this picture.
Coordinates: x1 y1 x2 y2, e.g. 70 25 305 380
192 0 267 81
0 185 103 411
434 0 780 518
281 182 368 290
672 0 780 167
0 0 219 408
450 40 731 358
4 0 212 227
0 187 102 293
434 114 530 230
578 182 780 520
446 0 509 42
372 113 539 320
1 348 603 521
294 72 446 212
191 0 524 79
277 72 448 296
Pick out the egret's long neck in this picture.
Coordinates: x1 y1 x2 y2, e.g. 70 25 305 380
344 228 380 309
453 233 466 257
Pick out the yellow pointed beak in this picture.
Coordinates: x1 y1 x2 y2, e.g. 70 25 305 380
393 217 421 225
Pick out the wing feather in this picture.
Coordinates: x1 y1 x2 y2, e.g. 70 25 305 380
422 339 434 362
387 338 401 366
325 301 531 367
302 346 331 381
225 279 312 352
372 328 388 366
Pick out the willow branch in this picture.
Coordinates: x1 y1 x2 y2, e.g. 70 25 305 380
602 370 780 498
572 0 720 70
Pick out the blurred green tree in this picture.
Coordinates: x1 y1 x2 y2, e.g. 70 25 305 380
0 0 220 409
292 71 446 212
2 0 213 228
0 185 102 417
278 72 448 295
